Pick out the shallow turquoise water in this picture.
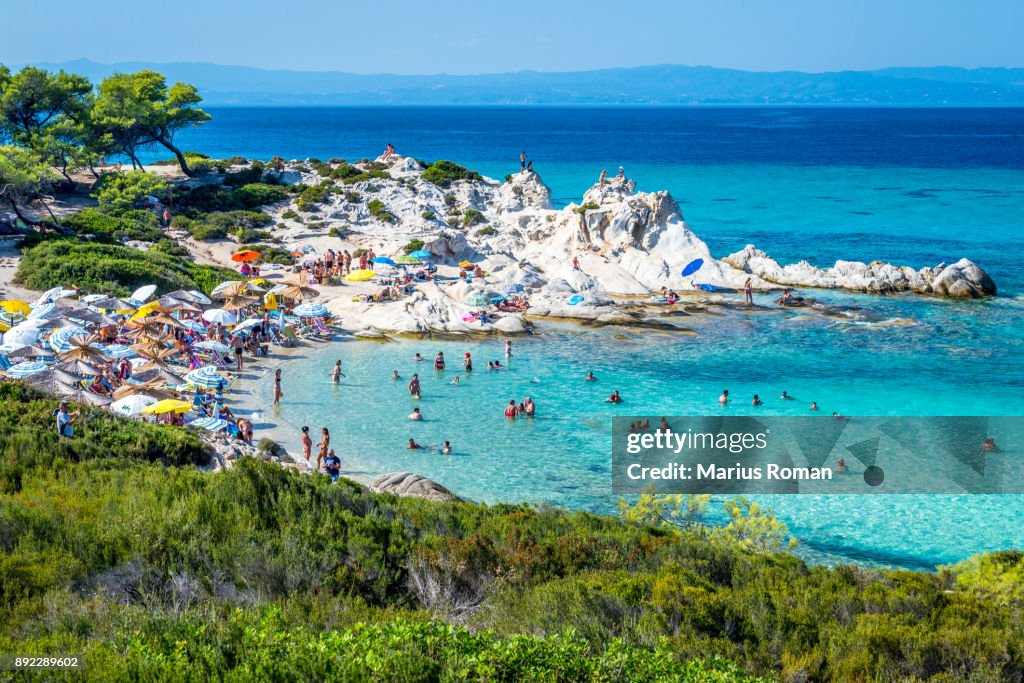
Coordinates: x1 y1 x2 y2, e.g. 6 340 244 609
268 301 1024 569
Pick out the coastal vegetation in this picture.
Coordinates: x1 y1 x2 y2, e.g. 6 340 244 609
0 384 1021 680
421 159 483 186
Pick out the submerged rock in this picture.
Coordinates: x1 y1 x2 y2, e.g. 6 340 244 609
371 471 460 502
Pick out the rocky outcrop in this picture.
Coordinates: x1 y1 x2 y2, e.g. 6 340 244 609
371 471 460 502
724 245 996 298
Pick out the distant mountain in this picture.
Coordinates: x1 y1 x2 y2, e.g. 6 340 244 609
13 59 1024 106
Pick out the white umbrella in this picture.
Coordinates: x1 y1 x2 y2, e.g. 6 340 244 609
4 361 50 378
1 326 39 348
27 302 56 319
202 309 236 325
179 319 208 333
194 340 231 353
111 394 159 417
232 318 263 333
131 285 157 302
185 365 228 389
79 293 108 304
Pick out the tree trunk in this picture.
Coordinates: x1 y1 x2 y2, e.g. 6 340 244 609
159 138 195 177
8 198 37 228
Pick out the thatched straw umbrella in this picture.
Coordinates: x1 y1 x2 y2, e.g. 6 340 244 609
278 284 320 301
131 344 179 363
61 388 112 407
23 370 80 396
221 294 259 311
132 366 187 387
56 359 104 377
57 335 110 365
112 381 175 402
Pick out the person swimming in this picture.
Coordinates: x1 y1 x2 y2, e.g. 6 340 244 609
442 441 452 455
982 436 998 452
585 371 596 381
719 389 729 404
504 400 518 418
660 417 671 432
408 407 422 420
488 361 495 371
752 394 763 406
413 353 423 361
605 390 622 404
392 370 401 380
810 401 819 411
835 458 848 472
832 412 849 420
494 360 504 369
408 374 421 399
451 375 460 385
780 391 794 400
407 438 423 450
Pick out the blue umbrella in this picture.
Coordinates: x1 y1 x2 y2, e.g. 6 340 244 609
681 258 704 277
185 365 228 389
49 326 90 352
189 417 229 432
179 319 208 334
409 250 432 259
101 344 137 359
503 283 525 295
5 361 50 378
27 302 56 319
293 303 329 318
371 257 397 266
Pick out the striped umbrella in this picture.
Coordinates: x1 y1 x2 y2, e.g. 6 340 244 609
189 417 229 432
101 344 137 359
27 302 56 319
185 365 228 389
293 303 329 318
179 319 208 333
49 326 90 352
194 340 231 353
5 361 50 378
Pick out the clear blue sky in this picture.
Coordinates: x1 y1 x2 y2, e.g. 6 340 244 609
8 0 1023 74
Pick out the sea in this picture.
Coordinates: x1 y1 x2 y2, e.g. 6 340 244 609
167 107 1024 570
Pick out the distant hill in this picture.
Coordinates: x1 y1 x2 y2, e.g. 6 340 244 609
13 59 1024 106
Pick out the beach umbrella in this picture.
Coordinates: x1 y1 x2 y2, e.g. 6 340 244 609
69 308 118 326
371 257 396 266
202 309 236 325
145 313 185 329
142 398 193 415
503 283 525 295
100 344 137 359
231 318 264 334
292 303 330 318
187 290 212 305
56 359 103 376
131 302 172 320
681 258 704 277
131 285 157 302
231 250 261 263
458 260 474 269
189 416 229 432
4 361 50 378
90 296 137 312
111 394 159 417
3 322 43 348
0 300 30 316
48 326 90 353
23 369 79 395
27 302 56 319
221 294 259 311
185 365 228 390
79 293 109 304
394 255 421 266
345 270 377 282
178 319 208 334
61 388 112 407
277 284 319 301
6 345 54 361
131 343 178 362
464 292 491 307
194 340 231 353
409 250 432 259
213 280 262 297
57 337 109 365
126 321 171 343
132 366 187 387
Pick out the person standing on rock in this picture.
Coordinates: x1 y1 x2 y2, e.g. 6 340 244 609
527 160 533 173
744 277 753 306
599 169 607 188
572 256 581 271
520 151 527 172
617 166 625 181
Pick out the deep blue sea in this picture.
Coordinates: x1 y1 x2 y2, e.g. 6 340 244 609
170 108 1024 569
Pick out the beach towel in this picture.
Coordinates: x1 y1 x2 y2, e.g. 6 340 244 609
567 295 584 306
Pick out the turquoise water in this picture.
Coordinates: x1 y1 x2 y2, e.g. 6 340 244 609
181 106 1024 569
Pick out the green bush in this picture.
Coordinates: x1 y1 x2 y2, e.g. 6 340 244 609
281 209 299 219
249 243 293 264
14 239 238 296
367 199 394 223
229 183 287 207
421 160 483 187
421 211 435 220
61 209 164 243
576 201 600 214
222 162 266 187
296 184 330 212
403 240 424 255
93 171 169 211
463 208 485 227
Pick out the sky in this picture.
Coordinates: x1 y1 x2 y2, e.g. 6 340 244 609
6 0 1023 74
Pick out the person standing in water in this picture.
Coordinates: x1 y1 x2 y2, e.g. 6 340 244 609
301 426 312 463
523 397 535 416
273 368 283 405
409 374 421 399
316 428 330 471
504 400 518 418
434 352 445 370
464 353 473 372
330 360 344 384
719 390 729 404
442 441 452 454
505 340 512 358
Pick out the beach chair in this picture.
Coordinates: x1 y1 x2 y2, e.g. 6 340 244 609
313 317 333 335
282 326 301 346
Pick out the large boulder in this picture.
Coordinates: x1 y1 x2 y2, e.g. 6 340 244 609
930 258 997 298
371 471 460 502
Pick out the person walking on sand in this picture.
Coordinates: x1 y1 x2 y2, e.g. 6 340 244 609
230 334 245 371
316 428 330 470
520 151 527 172
329 360 345 383
744 277 753 306
273 368 283 405
301 426 312 463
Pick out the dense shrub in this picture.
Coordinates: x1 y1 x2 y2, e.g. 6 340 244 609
222 162 266 187
296 184 331 212
14 239 239 295
93 171 168 211
367 199 394 223
61 208 164 243
402 240 425 255
229 183 287 207
422 160 483 186
463 208 485 227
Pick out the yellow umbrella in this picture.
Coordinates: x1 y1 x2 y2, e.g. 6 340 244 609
131 302 171 320
345 270 377 282
0 300 31 315
458 260 473 268
249 278 268 285
141 399 194 415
